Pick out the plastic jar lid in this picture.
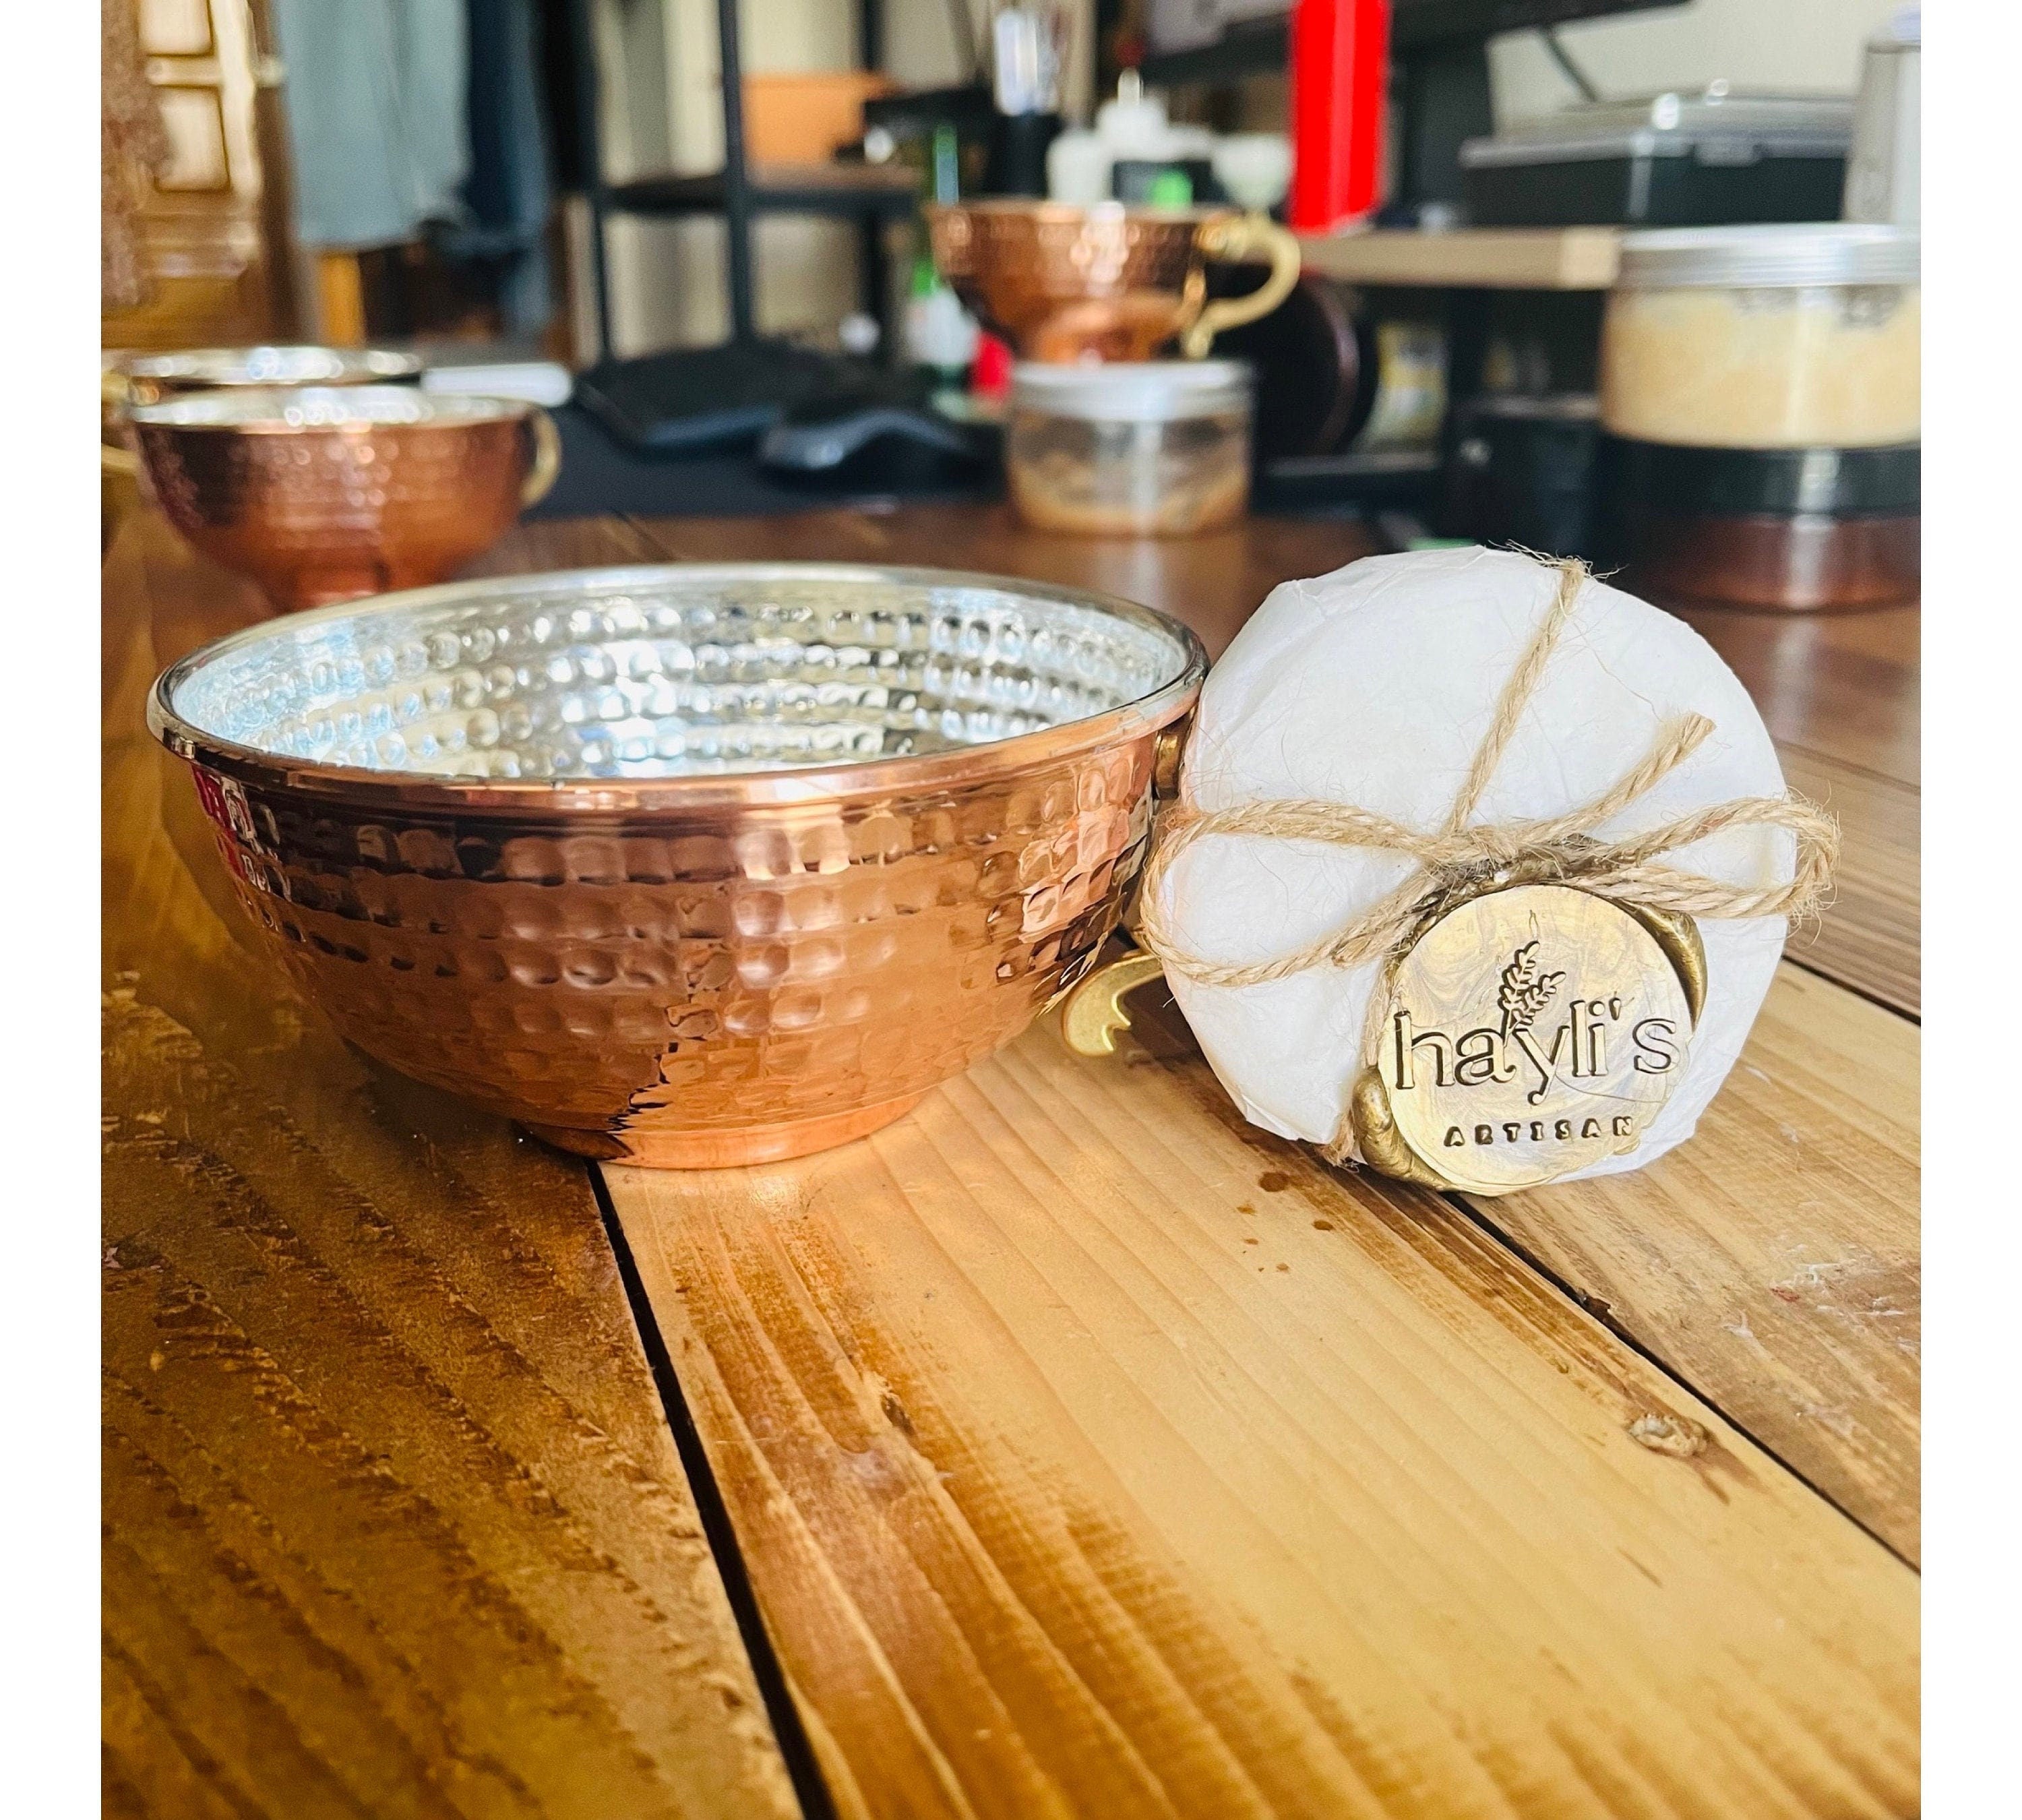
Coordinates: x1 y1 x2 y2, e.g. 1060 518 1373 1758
1615 222 1920 289
1011 359 1252 423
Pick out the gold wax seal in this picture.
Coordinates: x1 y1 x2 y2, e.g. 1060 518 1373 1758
1351 883 1703 1196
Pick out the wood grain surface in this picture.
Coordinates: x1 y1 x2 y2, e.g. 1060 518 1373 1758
1672 604 1921 791
102 518 798 1820
106 502 1922 1820
1299 225 1624 291
594 507 1924 1814
609 508 1922 788
1775 746 1920 1019
605 980 1919 1819
620 504 1385 662
1464 967 1920 1564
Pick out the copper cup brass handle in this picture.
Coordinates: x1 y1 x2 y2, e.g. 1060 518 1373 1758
1059 713 1192 1058
102 369 150 487
101 369 152 498
520 406 563 508
102 369 140 468
1177 213 1302 359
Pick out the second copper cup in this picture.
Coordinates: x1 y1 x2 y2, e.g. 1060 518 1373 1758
129 386 561 611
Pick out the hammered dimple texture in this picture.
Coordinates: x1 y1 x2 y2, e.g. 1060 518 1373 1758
187 741 1156 1160
135 411 532 610
172 572 1186 781
926 204 1212 349
162 568 1201 1164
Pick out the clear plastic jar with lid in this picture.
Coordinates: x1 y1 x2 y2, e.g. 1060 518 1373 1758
1007 360 1253 536
1599 224 1919 448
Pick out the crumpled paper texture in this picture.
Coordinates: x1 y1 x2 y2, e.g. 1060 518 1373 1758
1155 547 1791 1182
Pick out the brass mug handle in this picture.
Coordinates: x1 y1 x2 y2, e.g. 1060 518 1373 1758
102 366 156 501
102 382 156 503
1177 212 1301 359
520 406 563 508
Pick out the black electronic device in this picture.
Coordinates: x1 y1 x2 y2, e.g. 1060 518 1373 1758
1460 90 1851 227
563 0 907 450
757 368 1000 487
1392 0 1686 219
576 342 859 454
1442 392 1601 558
1138 0 1686 220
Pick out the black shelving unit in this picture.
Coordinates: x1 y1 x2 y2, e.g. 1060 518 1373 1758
1138 18 1289 89
565 0 909 359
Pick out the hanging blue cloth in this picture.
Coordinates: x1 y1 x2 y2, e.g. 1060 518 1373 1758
440 0 555 334
271 0 470 250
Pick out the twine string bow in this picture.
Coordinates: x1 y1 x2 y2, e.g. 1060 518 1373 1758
1135 556 1839 1154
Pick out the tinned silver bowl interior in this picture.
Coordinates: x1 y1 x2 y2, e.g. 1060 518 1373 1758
157 563 1205 791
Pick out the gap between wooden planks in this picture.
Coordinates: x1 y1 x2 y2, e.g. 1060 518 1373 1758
118 516 1917 1820
102 517 801 1820
1459 965 1918 1566
602 961 1918 1820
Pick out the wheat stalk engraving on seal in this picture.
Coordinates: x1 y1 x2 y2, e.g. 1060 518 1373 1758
1498 940 1564 1039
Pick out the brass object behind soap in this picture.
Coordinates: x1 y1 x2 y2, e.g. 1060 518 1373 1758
1058 950 1167 1057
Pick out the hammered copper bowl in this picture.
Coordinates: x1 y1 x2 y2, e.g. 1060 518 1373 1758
148 564 1206 1167
129 387 561 612
115 344 423 406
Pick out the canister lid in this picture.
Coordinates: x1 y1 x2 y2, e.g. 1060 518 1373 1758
1615 222 1920 289
1011 359 1252 423
1461 86 1852 169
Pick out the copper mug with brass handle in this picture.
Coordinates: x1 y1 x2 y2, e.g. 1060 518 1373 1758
925 200 1301 363
129 386 562 611
103 348 441 557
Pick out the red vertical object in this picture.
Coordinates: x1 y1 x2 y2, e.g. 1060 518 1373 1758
971 333 1014 400
1288 0 1392 233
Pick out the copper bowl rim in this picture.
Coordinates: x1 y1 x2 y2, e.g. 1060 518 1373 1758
923 198 1235 226
127 385 537 432
148 562 1208 818
117 344 425 388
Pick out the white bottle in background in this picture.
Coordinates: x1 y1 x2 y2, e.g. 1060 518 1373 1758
1843 5 1920 227
1047 130 1111 204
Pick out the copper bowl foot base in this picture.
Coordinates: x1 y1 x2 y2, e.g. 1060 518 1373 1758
524 1094 928 1170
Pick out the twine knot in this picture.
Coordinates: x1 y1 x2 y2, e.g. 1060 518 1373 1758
1138 554 1839 1003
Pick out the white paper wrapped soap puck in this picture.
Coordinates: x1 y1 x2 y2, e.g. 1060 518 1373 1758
1148 547 1801 1189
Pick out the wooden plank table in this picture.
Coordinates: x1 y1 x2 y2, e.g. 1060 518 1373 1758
104 504 1920 1818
